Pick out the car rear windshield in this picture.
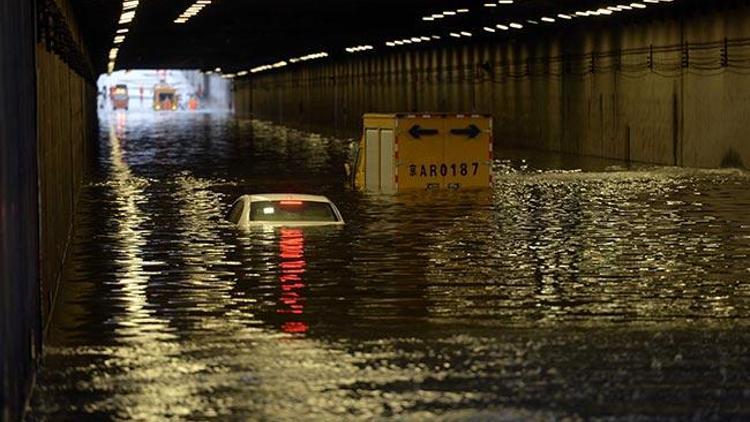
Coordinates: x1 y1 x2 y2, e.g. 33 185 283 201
249 200 338 222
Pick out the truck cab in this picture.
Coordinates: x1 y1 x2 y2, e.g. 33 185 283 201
110 84 129 110
153 84 177 111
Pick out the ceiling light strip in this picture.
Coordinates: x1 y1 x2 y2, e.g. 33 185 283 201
174 0 213 24
249 52 329 74
489 0 676 33
345 45 374 54
108 0 140 73
421 7 470 22
235 0 677 76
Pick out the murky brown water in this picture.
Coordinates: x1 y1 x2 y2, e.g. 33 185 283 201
28 111 750 420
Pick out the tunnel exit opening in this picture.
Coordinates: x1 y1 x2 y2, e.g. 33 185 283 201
97 70 233 113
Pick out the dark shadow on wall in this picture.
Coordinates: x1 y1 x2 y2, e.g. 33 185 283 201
720 148 745 169
1 1 40 420
2 0 98 419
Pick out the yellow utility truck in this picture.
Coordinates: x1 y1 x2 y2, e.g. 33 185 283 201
153 84 177 111
351 113 493 192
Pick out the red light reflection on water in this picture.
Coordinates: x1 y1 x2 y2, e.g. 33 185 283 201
281 321 308 333
278 228 308 333
115 111 127 139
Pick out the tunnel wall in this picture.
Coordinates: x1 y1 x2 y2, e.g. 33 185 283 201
1 0 97 418
236 1 750 168
36 0 98 330
1 0 40 420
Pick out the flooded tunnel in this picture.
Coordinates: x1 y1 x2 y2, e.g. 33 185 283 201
2 0 750 420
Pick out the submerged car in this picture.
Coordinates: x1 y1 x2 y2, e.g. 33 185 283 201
227 194 344 227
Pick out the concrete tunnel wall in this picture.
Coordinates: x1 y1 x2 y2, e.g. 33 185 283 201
1 0 97 418
234 1 750 169
36 0 98 326
1 0 40 420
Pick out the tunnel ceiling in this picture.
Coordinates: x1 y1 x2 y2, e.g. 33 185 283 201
73 0 706 75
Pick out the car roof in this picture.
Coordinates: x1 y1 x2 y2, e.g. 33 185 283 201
244 193 332 203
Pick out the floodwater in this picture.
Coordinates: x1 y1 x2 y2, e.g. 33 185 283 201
29 111 750 420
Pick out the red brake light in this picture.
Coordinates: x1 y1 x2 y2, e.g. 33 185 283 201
279 200 302 206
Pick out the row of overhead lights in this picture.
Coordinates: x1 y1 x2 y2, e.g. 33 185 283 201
421 8 470 21
174 0 212 24
385 35 441 47
217 52 329 76
483 0 516 7
380 0 677 55
346 45 374 53
108 0 210 72
108 0 139 73
249 61 288 74
289 52 329 63
481 1 673 34
229 0 676 76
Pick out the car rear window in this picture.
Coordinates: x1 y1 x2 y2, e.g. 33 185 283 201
249 200 338 222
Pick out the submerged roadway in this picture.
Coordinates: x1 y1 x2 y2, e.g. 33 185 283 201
28 109 750 419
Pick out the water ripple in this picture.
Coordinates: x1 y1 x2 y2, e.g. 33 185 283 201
29 111 750 420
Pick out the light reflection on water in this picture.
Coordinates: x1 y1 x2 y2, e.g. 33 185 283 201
29 110 750 419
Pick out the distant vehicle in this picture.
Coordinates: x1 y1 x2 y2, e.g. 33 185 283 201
227 194 345 227
110 84 129 110
153 84 177 111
